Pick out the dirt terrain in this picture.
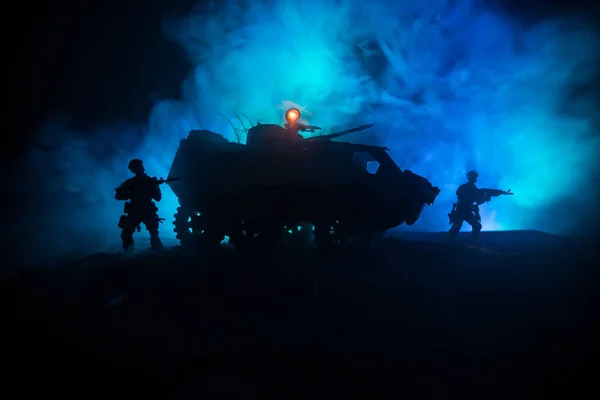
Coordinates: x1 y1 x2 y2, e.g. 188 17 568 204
2 231 597 398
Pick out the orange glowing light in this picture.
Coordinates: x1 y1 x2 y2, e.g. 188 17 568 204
285 108 301 123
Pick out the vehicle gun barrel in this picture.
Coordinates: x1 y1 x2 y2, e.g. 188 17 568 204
306 124 375 141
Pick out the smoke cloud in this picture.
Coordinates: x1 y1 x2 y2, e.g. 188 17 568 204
15 0 600 262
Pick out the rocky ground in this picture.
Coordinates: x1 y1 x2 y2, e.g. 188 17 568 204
1 231 598 398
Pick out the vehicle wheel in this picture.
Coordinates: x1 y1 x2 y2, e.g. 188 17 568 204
228 220 282 251
173 206 223 248
313 220 345 252
227 220 256 250
284 222 312 242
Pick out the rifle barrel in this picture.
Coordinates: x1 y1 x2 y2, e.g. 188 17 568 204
161 177 181 184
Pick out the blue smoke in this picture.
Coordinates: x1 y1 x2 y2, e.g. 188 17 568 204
17 0 600 261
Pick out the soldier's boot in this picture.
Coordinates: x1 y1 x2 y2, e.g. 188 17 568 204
121 229 135 254
470 223 482 244
447 225 460 242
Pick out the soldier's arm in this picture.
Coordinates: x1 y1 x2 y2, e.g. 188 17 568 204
152 185 162 202
475 188 491 204
114 181 130 200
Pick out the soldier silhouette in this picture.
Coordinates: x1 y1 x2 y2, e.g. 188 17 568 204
115 159 164 252
448 170 513 242
448 170 483 242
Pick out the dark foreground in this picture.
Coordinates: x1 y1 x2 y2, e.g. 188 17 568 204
2 231 598 398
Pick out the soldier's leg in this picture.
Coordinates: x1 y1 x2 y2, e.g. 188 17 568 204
448 217 464 240
118 215 136 251
464 213 482 242
144 217 163 250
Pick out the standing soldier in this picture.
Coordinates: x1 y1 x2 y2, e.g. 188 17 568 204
447 170 513 242
115 159 164 253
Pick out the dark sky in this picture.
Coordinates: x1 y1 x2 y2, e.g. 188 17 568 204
8 0 598 161
11 0 197 161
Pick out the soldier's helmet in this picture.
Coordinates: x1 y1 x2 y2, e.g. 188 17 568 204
128 159 144 172
466 170 479 180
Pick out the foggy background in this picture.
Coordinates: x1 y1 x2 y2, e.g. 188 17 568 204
6 0 600 263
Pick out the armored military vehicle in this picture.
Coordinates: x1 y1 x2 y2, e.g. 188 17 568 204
166 108 441 250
